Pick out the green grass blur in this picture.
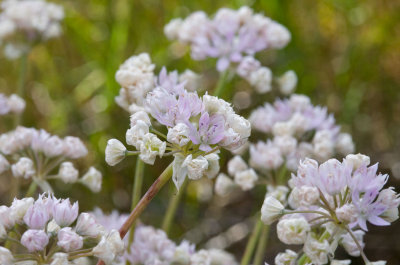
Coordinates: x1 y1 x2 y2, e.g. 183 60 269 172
1 0 400 263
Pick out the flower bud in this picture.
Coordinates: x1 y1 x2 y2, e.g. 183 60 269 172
303 233 329 264
47 219 61 234
11 157 35 179
336 133 355 155
75 213 101 237
139 133 166 165
50 252 69 265
277 70 297 95
344 153 370 170
80 167 102 192
204 153 220 179
214 173 236 196
130 111 151 127
126 120 149 148
261 196 284 225
183 155 208 180
288 186 319 209
43 135 65 157
57 227 83 252
21 229 49 252
105 139 127 166
23 199 51 229
274 249 297 265
0 206 14 229
0 246 13 265
7 94 25 114
234 168 258 191
58 162 79 183
10 197 34 224
336 204 357 224
53 199 78 227
93 230 124 264
63 136 88 159
227 155 247 176
277 216 310 245
167 123 190 146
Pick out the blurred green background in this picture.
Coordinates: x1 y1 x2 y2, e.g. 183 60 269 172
1 0 400 263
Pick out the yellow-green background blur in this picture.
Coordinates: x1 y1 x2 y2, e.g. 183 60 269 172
1 0 400 263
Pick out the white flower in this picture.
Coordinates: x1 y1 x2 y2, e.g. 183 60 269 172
303 234 330 264
234 168 258 191
341 230 365 257
249 66 272 93
105 139 127 166
167 123 190 146
164 18 183 40
0 154 10 174
366 261 386 265
183 154 208 180
227 113 251 139
7 94 25 113
126 120 149 148
139 133 166 164
277 216 310 245
227 155 247 176
272 122 295 136
266 185 289 205
43 135 64 157
11 157 35 179
63 136 88 159
277 70 297 95
58 162 79 183
208 248 238 265
10 197 34 224
344 153 370 170
0 225 7 239
261 196 285 225
47 219 60 234
288 94 311 111
336 133 355 155
0 246 13 265
190 250 211 265
93 230 124 264
57 227 83 252
80 167 102 192
204 153 220 179
130 111 151 127
288 186 319 209
50 252 69 265
336 204 357 224
75 213 101 237
172 154 188 190
274 249 297 265
236 56 261 77
179 70 201 92
215 173 236 196
273 135 297 155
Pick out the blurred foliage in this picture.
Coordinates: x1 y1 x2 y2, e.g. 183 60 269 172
1 0 400 263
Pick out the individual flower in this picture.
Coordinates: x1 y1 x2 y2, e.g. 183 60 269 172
105 139 127 166
80 167 102 192
261 196 284 225
0 247 13 265
274 249 298 265
234 168 258 191
52 198 79 227
21 229 49 252
58 162 79 183
277 216 310 245
214 173 236 196
57 227 83 252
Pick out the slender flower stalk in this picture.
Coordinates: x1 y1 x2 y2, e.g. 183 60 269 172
127 158 145 248
213 70 230 99
253 224 270 265
96 163 173 265
161 179 188 234
240 217 263 265
14 53 28 126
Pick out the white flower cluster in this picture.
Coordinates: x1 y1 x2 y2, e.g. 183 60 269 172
249 94 355 171
215 155 258 195
0 126 102 192
126 225 238 265
0 194 124 265
0 93 25 115
115 53 201 113
0 0 64 59
165 7 295 95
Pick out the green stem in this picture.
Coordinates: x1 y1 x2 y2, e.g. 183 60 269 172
240 217 263 265
127 158 145 248
253 224 270 265
161 179 188 235
213 70 230 99
96 163 174 265
25 181 38 197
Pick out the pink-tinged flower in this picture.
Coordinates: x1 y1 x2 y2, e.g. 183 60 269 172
188 112 225 151
317 159 350 195
0 206 14 229
57 227 83 252
23 198 51 229
21 229 49 252
75 213 101 237
63 136 88 159
52 199 78 227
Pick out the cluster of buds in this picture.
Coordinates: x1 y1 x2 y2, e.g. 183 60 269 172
106 66 251 189
164 7 294 94
0 93 25 115
115 53 200 113
0 0 64 59
0 193 124 264
249 94 355 171
0 126 102 193
261 154 399 264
